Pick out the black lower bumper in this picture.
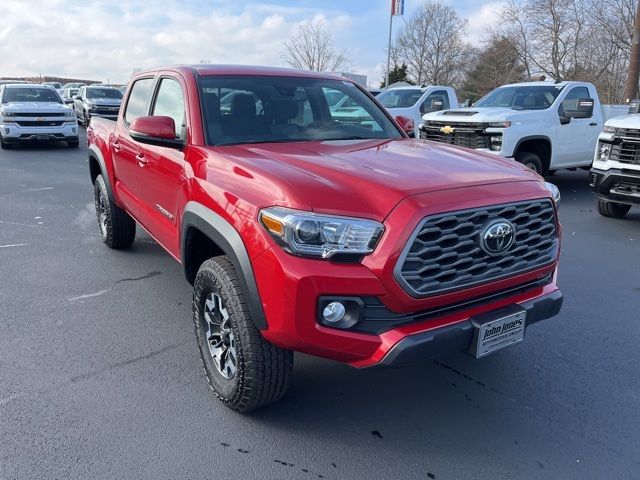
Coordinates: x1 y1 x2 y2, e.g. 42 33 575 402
3 134 78 143
590 168 640 206
378 289 563 366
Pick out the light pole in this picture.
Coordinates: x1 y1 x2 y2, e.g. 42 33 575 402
385 0 404 89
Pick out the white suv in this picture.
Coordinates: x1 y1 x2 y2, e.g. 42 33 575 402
0 84 79 149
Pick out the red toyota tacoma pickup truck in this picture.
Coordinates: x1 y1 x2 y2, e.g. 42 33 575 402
87 65 563 412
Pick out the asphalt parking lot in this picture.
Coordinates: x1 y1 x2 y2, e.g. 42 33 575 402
1 132 639 480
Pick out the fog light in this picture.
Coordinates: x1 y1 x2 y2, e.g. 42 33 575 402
323 302 346 323
490 136 502 151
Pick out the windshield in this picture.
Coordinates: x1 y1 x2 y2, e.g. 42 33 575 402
2 87 61 103
86 88 123 100
475 85 564 110
377 89 424 108
199 75 402 146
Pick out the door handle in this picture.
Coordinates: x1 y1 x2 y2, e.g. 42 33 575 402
589 122 598 126
111 140 121 151
136 153 148 167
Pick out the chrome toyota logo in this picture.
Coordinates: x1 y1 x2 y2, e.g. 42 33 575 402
480 220 515 255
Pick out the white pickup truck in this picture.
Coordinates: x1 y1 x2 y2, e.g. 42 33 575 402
0 84 79 149
421 81 626 176
377 85 459 138
590 100 640 218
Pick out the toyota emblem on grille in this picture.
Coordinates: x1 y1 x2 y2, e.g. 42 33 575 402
480 220 515 255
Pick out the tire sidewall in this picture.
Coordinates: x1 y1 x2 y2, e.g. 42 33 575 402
193 265 243 402
516 152 543 175
94 175 111 243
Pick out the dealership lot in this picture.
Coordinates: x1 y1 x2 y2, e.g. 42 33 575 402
1 135 639 479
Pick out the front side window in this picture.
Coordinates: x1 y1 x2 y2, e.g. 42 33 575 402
152 78 185 138
124 78 154 125
377 89 424 108
559 86 591 117
199 75 402 146
475 85 564 110
1 87 61 104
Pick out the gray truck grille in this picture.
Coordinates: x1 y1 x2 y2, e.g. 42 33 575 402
394 200 558 298
420 122 490 149
609 141 640 165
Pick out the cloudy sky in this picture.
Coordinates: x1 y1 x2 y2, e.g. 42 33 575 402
1 0 504 86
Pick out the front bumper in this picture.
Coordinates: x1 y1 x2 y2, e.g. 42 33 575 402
378 289 562 366
0 122 78 142
590 167 640 205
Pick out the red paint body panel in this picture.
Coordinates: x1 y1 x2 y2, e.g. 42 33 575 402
87 65 562 367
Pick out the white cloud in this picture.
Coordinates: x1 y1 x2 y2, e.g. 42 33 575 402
466 1 506 44
0 0 353 83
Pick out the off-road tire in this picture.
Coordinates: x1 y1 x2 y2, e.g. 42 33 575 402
597 199 631 218
93 174 136 248
193 256 293 413
67 139 80 148
516 151 544 175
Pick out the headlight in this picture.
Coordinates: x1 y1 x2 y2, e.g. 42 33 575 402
487 121 511 128
259 207 384 259
0 111 16 122
490 136 502 151
64 111 74 117
87 103 97 110
598 142 611 161
603 125 616 133
544 182 561 207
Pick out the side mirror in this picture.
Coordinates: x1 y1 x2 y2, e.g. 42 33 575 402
395 115 415 138
420 99 444 114
565 98 594 118
628 99 640 114
64 98 74 104
129 116 184 149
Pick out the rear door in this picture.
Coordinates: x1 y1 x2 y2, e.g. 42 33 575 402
111 76 155 216
133 76 188 255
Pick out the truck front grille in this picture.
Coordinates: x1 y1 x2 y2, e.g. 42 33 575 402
609 141 640 165
16 121 64 127
395 200 558 298
13 112 66 117
420 122 490 149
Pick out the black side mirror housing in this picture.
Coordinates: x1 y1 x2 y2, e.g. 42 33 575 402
565 98 594 119
628 99 640 114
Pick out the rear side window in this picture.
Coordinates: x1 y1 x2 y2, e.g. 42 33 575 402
124 78 154 126
152 78 186 138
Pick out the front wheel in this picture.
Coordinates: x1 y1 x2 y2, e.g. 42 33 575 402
193 256 293 413
597 199 631 218
93 174 136 248
0 136 12 149
515 151 543 175
67 138 79 148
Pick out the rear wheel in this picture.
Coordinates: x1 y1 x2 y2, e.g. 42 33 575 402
83 110 91 127
597 199 631 218
93 174 136 248
515 151 543 175
193 256 293 413
67 139 79 148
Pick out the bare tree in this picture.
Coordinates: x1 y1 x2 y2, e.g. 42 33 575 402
282 21 349 72
391 1 472 87
623 0 640 101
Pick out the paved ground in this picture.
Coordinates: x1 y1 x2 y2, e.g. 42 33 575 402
1 133 639 480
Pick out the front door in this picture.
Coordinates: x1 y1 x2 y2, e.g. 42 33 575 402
555 86 599 167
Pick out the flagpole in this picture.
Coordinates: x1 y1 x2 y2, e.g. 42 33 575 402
385 1 393 89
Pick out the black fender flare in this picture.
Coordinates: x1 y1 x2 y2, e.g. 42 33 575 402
181 201 267 330
513 135 552 160
88 144 115 201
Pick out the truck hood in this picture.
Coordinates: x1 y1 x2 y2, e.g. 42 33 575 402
210 138 540 220
422 107 537 124
1 102 72 113
605 114 640 129
86 98 121 107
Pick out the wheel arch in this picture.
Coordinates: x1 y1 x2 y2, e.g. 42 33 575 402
514 136 552 175
181 201 267 330
88 145 115 201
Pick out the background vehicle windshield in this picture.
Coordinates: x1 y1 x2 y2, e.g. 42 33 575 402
2 87 61 103
86 88 123 100
377 89 423 108
199 75 402 146
475 85 564 110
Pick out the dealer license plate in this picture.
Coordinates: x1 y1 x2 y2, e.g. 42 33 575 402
468 306 527 358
